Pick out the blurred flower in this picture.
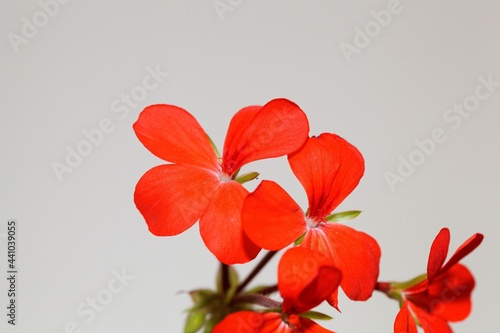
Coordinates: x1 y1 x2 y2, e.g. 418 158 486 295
213 247 341 333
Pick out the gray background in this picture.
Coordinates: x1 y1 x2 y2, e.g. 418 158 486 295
1 0 499 332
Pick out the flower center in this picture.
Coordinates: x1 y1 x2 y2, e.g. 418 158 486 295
282 313 299 331
306 217 319 228
218 172 232 183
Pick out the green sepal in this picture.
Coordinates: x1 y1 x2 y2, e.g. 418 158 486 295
203 312 226 333
186 290 219 312
246 285 269 294
300 310 333 320
325 210 362 222
380 273 428 308
189 289 215 304
390 273 428 291
387 289 405 308
294 232 306 246
184 311 206 333
207 135 221 159
235 171 260 184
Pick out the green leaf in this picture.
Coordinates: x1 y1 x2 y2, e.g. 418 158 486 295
325 210 362 223
184 311 206 333
300 310 333 320
235 171 260 184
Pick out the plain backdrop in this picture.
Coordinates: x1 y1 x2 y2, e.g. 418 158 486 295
1 1 499 332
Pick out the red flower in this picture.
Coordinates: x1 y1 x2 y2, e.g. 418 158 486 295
242 133 381 302
213 247 341 333
392 228 484 333
133 99 309 264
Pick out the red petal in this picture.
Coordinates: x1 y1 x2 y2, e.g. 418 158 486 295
222 99 309 175
301 223 381 301
409 303 453 333
407 264 475 322
133 104 219 171
431 264 475 322
394 301 418 333
440 233 484 275
200 182 260 265
213 311 335 333
213 312 307 333
134 164 219 235
242 180 307 250
288 315 336 333
279 247 341 314
212 311 267 333
326 287 340 312
259 313 290 333
427 228 450 283
288 133 364 220
223 105 262 159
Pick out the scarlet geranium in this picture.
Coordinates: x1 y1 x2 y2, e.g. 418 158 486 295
212 247 341 333
380 228 484 333
133 99 309 264
242 133 381 302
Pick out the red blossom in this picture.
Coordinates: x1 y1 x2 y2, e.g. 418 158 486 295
393 228 484 333
279 246 341 315
242 133 381 301
212 312 335 333
133 99 309 264
213 247 341 333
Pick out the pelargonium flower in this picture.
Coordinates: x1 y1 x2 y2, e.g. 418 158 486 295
242 133 381 302
380 228 484 333
213 246 342 333
133 99 309 264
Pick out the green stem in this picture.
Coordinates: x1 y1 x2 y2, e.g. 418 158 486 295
221 263 230 295
375 273 428 308
391 273 428 290
257 284 278 295
236 251 277 294
376 273 428 294
231 293 281 309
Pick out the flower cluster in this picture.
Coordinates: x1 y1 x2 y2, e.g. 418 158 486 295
133 99 483 333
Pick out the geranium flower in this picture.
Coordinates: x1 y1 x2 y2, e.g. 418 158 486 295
133 99 309 264
213 247 341 333
242 133 381 302
385 228 484 333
